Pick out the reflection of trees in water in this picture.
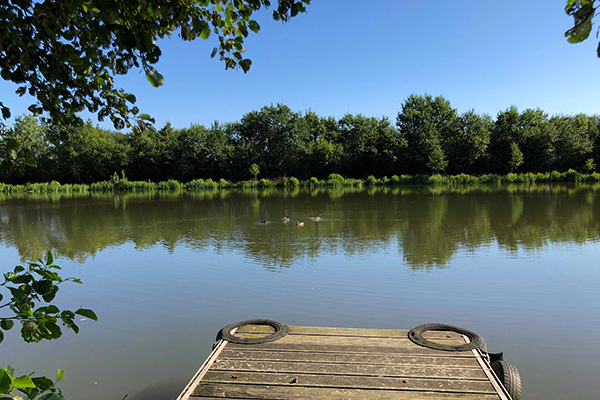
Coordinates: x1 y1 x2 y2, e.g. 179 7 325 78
0 184 599 269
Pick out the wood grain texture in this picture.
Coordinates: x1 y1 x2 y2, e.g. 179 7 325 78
225 342 476 357
236 325 464 340
201 371 496 393
179 325 505 400
218 349 481 368
192 383 501 399
211 359 488 380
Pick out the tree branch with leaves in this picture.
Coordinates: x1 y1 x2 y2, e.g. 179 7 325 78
0 0 311 131
0 251 97 399
565 0 600 56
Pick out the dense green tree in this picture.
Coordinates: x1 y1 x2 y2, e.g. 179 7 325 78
396 95 457 174
0 0 311 129
518 109 554 172
427 144 448 174
509 142 524 172
249 163 260 180
2 99 600 184
489 107 522 173
444 110 492 174
0 115 46 175
338 114 405 177
234 104 306 178
300 113 343 178
550 114 594 171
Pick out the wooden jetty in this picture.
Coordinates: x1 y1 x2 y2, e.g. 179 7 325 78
177 323 513 400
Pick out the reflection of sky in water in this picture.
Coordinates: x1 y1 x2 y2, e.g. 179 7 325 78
0 186 599 400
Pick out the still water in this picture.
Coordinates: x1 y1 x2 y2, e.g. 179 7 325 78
0 185 599 400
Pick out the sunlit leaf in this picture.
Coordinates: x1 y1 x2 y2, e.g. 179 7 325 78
12 375 36 389
146 68 164 88
75 308 98 321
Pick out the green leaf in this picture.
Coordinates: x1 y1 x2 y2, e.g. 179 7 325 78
24 158 38 167
200 26 211 40
62 316 79 334
75 308 98 321
0 320 14 330
45 321 62 339
32 280 54 296
8 287 28 302
46 250 54 266
13 375 36 389
248 20 260 33
1 68 11 80
0 369 11 393
5 139 18 153
564 2 595 43
56 369 64 382
32 376 54 391
1 107 10 120
146 68 164 88
39 393 66 400
13 266 24 273
125 93 136 104
11 274 32 284
42 285 59 302
239 59 252 73
0 330 3 345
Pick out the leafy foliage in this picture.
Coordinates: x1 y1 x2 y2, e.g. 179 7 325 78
0 251 97 344
1 98 600 184
249 163 260 180
0 252 96 399
564 1 599 56
0 0 311 128
0 366 65 400
509 142 524 172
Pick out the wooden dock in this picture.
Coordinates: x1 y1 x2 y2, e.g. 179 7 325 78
177 323 513 400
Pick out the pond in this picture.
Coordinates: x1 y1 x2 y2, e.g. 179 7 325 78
0 185 599 400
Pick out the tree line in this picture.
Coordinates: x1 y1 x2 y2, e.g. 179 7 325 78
1 95 599 184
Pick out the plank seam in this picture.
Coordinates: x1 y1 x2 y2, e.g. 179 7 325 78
225 348 476 358
216 357 482 369
199 380 497 395
210 367 489 381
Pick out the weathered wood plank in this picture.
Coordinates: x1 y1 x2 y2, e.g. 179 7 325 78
218 349 481 368
228 334 465 348
177 339 229 400
201 371 496 394
235 325 463 340
226 342 476 357
192 383 501 399
211 360 488 380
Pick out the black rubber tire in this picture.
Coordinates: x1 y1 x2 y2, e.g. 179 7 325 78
408 323 487 352
491 360 522 400
217 319 289 344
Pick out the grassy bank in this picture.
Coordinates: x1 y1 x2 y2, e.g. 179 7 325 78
1 170 600 193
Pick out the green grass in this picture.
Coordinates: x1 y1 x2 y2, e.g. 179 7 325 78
2 170 600 193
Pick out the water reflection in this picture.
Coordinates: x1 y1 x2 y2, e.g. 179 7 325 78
0 184 598 268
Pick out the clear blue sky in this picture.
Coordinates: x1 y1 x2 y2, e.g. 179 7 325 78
2 0 599 129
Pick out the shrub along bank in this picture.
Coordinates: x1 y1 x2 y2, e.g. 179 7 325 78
0 171 599 193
